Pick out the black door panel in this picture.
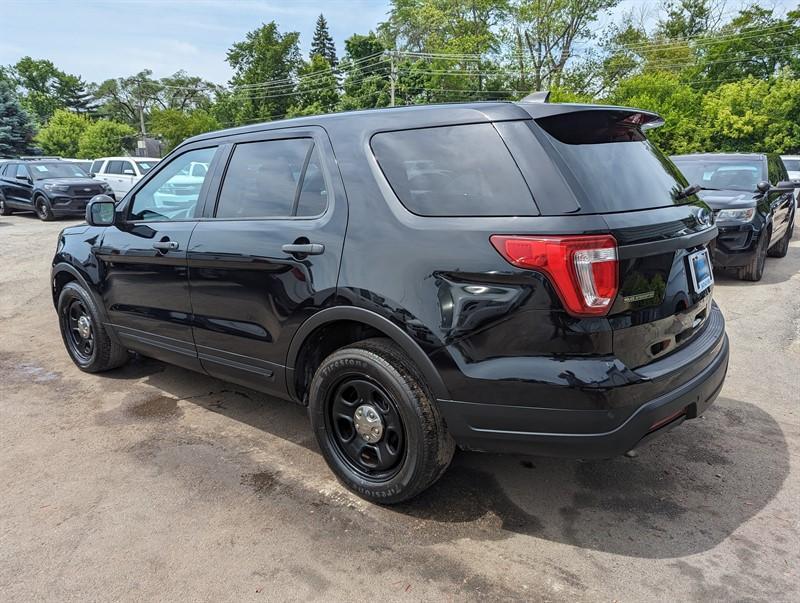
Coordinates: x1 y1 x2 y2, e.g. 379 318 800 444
187 128 347 397
97 221 201 372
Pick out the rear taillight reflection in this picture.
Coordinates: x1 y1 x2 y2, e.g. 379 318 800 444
490 234 619 317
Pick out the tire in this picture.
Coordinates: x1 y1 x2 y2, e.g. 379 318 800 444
0 194 13 216
767 214 794 258
34 195 55 221
738 229 769 281
308 337 455 504
57 282 129 372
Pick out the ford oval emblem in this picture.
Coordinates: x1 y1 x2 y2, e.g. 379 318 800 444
697 208 712 226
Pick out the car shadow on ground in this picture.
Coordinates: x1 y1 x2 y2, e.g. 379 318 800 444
107 355 789 559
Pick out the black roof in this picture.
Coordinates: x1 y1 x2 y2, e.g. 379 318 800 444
183 101 663 147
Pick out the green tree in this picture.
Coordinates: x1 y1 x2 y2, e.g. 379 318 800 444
509 0 620 90
311 14 338 67
149 108 220 151
610 71 707 154
339 33 391 110
226 21 302 123
77 120 135 158
288 55 340 116
36 109 90 157
0 80 36 156
8 57 91 124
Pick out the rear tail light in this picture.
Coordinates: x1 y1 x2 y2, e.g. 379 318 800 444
490 234 618 317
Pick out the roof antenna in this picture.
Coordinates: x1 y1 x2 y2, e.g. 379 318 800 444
520 90 550 103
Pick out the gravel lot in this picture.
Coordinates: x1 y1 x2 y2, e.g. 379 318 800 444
1 212 798 602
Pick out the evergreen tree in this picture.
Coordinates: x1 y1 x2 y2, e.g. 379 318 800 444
0 80 36 156
310 14 338 67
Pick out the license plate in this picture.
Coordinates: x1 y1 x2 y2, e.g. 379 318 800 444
688 248 714 293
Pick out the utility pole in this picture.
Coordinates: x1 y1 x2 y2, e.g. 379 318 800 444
389 50 397 107
137 78 147 157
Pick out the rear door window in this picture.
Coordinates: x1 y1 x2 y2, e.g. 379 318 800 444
215 138 327 219
106 161 124 175
90 159 105 174
370 123 537 216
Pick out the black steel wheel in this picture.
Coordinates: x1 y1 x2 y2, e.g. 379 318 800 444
0 194 12 216
308 337 455 504
57 282 129 372
326 377 406 480
64 298 95 363
35 196 54 221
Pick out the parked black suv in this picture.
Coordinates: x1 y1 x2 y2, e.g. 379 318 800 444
671 153 797 281
52 102 729 503
0 160 113 220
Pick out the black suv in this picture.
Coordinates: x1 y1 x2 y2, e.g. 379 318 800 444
52 102 729 503
0 160 113 220
671 153 797 281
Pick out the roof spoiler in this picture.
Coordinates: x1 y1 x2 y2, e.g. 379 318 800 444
520 90 550 103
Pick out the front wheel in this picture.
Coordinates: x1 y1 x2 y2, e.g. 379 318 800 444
768 215 794 258
738 229 769 281
308 338 455 504
0 194 13 216
57 282 129 372
35 196 55 221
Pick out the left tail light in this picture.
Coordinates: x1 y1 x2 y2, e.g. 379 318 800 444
490 234 619 317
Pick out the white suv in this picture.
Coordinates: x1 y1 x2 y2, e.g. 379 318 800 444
90 157 160 198
780 155 800 204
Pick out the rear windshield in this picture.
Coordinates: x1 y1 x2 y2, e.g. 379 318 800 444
671 156 764 192
371 123 537 216
535 110 689 213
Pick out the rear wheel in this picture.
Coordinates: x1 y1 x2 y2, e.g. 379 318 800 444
57 282 129 372
738 229 769 281
308 337 454 504
0 194 12 216
35 196 54 221
768 215 794 258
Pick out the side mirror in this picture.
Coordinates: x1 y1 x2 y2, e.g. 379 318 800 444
776 180 800 189
16 174 30 182
756 181 771 193
88 172 95 178
85 195 116 226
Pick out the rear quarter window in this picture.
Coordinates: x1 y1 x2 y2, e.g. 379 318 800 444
370 123 537 217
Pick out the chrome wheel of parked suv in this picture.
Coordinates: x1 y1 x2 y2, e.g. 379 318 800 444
309 338 454 504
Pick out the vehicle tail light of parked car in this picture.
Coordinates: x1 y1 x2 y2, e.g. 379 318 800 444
490 234 618 316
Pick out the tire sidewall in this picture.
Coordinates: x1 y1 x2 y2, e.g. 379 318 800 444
309 350 429 503
58 283 101 370
35 196 53 221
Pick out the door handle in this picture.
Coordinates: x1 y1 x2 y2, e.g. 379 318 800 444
153 240 179 252
281 243 324 256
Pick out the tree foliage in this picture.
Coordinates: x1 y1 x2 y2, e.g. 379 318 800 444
36 109 90 157
149 108 220 151
311 14 338 66
226 21 302 122
77 120 136 158
0 80 36 156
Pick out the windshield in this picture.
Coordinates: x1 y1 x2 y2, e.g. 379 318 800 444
30 162 89 179
535 111 689 213
671 157 764 192
782 158 800 172
136 160 157 174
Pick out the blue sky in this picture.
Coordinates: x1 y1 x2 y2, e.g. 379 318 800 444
0 0 794 85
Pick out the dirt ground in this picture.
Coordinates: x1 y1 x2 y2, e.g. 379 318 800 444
1 212 798 602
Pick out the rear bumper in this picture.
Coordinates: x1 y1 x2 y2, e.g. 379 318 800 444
437 314 729 459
